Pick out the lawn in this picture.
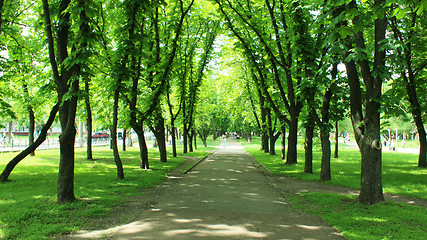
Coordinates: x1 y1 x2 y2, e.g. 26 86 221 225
0 144 211 239
242 137 427 240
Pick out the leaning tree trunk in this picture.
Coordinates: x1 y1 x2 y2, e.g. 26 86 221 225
0 102 59 181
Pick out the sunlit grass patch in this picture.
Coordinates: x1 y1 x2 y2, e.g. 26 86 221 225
290 192 427 240
0 144 211 239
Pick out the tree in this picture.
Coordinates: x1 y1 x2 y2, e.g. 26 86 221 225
215 0 304 165
42 0 80 202
388 2 427 168
337 0 388 204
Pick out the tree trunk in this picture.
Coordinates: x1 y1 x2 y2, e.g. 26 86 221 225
111 89 124 179
261 105 269 153
193 128 197 150
85 79 93 160
268 109 276 155
136 130 149 169
28 106 35 156
151 116 167 163
183 124 188 153
171 124 177 157
320 131 331 181
188 129 194 152
23 84 35 156
281 125 286 160
0 103 59 181
418 129 427 168
334 121 339 158
122 129 127 151
304 118 314 174
286 116 298 165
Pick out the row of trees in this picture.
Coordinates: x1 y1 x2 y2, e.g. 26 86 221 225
212 0 426 205
0 0 426 206
0 0 224 203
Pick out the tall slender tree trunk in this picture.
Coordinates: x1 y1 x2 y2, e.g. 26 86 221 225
192 128 197 150
188 128 194 152
171 123 177 157
304 117 314 174
122 129 127 151
281 125 286 160
334 121 339 158
111 88 124 179
23 84 35 156
84 79 93 160
183 124 188 153
268 109 276 155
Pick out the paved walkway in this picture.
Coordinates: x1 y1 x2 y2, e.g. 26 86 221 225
108 138 344 239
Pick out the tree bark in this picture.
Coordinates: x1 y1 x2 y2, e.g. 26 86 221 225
281 125 286 160
320 131 331 181
122 129 127 151
150 110 167 163
304 116 314 174
111 88 124 179
84 79 93 160
334 121 339 158
136 129 149 169
341 0 386 204
171 123 177 157
286 116 298 165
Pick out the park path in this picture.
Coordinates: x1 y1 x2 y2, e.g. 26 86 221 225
108 137 344 239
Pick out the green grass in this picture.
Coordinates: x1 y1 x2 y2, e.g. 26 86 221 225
244 141 426 200
289 193 426 240
0 145 210 239
242 138 427 240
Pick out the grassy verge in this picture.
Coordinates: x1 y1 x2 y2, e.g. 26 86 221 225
242 139 427 240
0 145 210 239
289 193 426 240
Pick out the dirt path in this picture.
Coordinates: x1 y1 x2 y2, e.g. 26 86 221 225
60 137 427 239
66 138 343 239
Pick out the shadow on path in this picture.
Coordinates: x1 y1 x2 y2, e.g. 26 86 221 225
65 137 344 239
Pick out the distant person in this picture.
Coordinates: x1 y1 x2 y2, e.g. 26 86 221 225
221 135 226 148
402 139 406 149
390 140 395 151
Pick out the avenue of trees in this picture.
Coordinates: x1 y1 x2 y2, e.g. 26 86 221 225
0 0 426 205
